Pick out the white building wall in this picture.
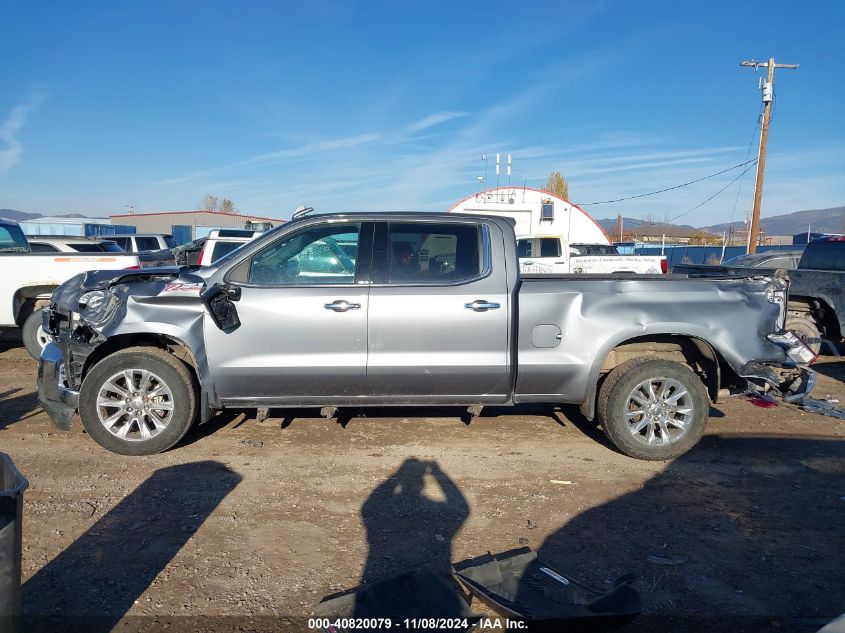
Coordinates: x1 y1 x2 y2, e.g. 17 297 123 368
449 187 610 245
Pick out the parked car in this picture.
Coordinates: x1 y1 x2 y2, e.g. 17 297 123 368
104 233 176 268
0 217 148 358
517 235 668 274
109 233 179 252
27 236 126 253
198 229 264 266
171 237 206 266
38 213 814 459
722 249 804 269
674 238 844 353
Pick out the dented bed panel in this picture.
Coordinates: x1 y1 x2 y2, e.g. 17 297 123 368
514 275 787 403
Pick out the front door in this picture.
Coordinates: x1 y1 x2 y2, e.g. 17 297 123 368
205 221 371 403
367 220 511 402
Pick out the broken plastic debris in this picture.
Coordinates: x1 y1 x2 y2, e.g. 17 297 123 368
798 398 845 420
550 480 575 485
747 393 778 408
646 555 686 566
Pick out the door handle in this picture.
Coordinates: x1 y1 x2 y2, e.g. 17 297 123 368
465 300 501 312
523 260 534 265
325 300 361 312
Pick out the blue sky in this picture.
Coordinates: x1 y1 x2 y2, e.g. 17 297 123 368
1 0 843 225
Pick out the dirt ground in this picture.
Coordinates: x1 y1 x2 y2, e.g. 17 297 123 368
1 334 843 633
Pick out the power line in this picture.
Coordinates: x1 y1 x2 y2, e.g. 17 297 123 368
727 106 764 229
575 158 760 206
771 21 844 56
665 161 758 224
804 45 845 64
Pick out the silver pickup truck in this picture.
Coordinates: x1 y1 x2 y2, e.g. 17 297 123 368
37 213 814 460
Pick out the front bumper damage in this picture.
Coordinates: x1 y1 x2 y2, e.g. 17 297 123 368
37 342 79 430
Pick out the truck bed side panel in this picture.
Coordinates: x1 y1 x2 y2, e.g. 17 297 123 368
515 275 785 403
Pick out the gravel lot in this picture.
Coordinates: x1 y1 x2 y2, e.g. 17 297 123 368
1 334 843 632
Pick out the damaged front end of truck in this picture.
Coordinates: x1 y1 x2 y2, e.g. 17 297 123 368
37 267 215 430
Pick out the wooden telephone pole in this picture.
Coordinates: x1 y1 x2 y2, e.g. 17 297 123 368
740 57 798 253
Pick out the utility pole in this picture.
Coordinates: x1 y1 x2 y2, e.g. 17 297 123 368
740 57 798 253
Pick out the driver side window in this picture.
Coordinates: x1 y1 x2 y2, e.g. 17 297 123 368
247 223 360 285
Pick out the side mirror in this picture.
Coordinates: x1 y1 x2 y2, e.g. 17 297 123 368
200 283 241 332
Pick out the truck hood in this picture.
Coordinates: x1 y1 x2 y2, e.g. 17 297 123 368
51 266 209 317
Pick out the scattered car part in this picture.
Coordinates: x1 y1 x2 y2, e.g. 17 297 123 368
453 548 643 629
798 398 845 421
0 452 29 628
314 567 478 633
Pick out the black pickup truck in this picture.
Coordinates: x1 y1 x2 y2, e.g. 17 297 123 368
674 237 845 354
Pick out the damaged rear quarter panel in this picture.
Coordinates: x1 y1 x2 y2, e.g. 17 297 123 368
515 275 786 403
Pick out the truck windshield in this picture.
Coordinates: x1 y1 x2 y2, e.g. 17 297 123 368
0 224 31 253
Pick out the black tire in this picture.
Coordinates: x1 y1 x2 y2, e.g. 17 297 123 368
22 308 50 360
79 347 198 456
785 315 822 356
597 357 710 461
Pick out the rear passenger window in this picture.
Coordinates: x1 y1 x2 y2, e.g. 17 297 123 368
135 237 160 251
111 237 130 250
69 243 103 252
30 242 60 253
210 241 246 263
388 223 480 283
539 238 560 257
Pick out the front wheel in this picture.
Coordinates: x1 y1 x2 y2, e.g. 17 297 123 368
22 309 51 359
79 347 197 455
597 358 710 461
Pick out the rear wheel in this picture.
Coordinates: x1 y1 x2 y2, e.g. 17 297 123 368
79 347 197 455
597 357 709 461
22 309 51 359
785 315 822 355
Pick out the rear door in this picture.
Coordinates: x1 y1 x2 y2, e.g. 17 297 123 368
366 220 510 402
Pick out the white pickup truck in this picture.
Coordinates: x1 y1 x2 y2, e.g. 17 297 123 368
517 235 667 275
0 217 146 358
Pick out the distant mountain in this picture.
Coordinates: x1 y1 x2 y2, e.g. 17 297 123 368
703 207 844 236
597 206 844 237
596 217 697 238
0 209 91 222
0 209 42 221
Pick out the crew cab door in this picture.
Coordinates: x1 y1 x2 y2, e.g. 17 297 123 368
517 237 568 274
367 220 510 402
204 221 372 402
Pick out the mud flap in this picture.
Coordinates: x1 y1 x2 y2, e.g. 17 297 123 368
453 548 643 630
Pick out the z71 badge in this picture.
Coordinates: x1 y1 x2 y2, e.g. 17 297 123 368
163 282 203 292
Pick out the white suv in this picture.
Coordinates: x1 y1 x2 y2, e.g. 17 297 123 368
199 229 263 265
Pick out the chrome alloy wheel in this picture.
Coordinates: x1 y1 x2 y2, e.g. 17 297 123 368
624 377 694 446
96 369 175 441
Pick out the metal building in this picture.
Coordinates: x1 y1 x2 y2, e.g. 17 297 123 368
449 187 611 245
108 210 285 244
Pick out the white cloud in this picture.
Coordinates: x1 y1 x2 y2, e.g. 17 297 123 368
0 91 46 175
406 111 469 133
157 132 382 186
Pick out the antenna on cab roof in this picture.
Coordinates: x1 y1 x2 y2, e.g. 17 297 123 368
291 205 315 220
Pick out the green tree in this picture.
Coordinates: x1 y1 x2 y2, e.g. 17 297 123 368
543 171 570 200
220 198 236 213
